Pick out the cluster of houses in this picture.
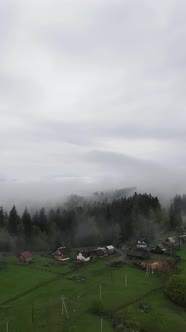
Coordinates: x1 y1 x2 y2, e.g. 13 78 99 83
52 245 115 262
17 234 186 265
51 235 185 264
16 245 115 264
125 235 186 260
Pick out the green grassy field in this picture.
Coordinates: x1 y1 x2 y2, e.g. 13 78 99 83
0 249 186 332
120 291 186 332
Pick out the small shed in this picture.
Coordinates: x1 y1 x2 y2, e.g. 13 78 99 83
151 244 167 254
163 237 176 246
106 245 115 255
139 303 151 312
179 235 186 243
18 251 32 264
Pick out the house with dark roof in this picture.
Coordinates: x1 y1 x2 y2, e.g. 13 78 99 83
127 249 150 260
136 238 149 249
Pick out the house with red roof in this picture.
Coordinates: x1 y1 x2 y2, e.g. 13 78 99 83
18 251 32 263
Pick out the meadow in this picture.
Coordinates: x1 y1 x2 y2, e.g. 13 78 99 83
0 247 186 332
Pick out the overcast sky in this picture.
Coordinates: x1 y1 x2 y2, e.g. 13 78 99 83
0 0 186 207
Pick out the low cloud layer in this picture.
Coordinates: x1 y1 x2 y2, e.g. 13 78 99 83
0 0 186 206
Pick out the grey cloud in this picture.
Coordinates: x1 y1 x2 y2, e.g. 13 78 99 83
0 178 16 182
27 120 186 143
83 149 186 195
0 0 186 206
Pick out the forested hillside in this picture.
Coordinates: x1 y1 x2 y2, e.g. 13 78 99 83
0 192 185 252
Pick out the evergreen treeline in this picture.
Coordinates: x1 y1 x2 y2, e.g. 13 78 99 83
0 193 185 253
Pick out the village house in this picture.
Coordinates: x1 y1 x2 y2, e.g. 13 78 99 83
151 244 167 254
106 245 115 254
127 249 150 260
18 251 32 264
163 237 176 246
52 247 70 261
136 238 149 249
76 245 115 262
77 250 91 262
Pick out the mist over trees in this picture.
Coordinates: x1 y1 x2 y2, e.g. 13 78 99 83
0 192 185 253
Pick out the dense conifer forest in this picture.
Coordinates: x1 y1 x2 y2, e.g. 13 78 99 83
0 192 185 252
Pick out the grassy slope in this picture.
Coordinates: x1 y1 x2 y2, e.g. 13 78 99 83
1 249 186 332
0 256 162 332
116 246 186 332
0 264 55 304
122 291 186 332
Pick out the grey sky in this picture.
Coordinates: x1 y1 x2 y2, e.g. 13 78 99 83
0 0 186 206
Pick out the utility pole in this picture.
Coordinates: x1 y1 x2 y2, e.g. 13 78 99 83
6 320 9 332
32 300 35 323
63 299 69 320
157 262 160 275
61 296 69 319
61 296 64 316
145 264 150 278
100 284 102 301
125 272 128 288
100 317 103 332
179 238 182 248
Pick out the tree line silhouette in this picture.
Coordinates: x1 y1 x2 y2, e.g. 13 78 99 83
0 192 184 252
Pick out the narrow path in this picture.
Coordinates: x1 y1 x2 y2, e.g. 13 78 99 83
0 276 60 306
0 266 80 306
97 286 164 324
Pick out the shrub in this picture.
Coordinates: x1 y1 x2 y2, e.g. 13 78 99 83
89 300 104 315
166 274 186 307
